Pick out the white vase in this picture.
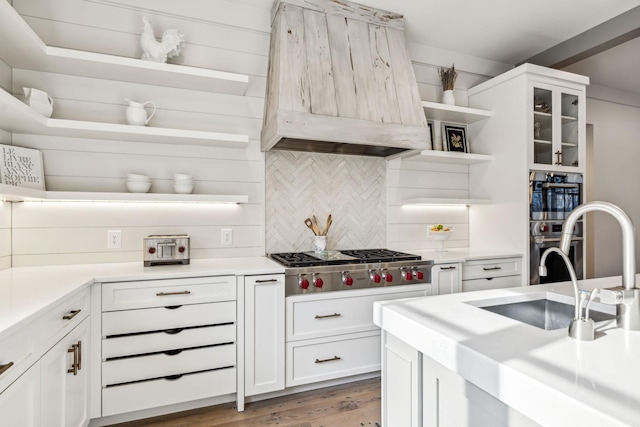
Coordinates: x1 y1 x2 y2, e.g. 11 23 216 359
442 90 455 106
314 236 327 253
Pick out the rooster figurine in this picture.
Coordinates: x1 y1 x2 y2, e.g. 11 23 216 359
140 16 185 63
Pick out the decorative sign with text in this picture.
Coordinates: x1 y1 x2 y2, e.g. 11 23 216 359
0 144 45 190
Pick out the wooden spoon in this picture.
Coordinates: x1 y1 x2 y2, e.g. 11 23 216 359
312 215 321 235
322 214 332 236
304 218 317 235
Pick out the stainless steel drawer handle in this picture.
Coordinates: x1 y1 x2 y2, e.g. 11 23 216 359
315 356 341 364
441 266 456 270
483 266 502 271
63 309 81 320
0 362 14 376
156 291 191 296
315 313 342 319
255 279 278 283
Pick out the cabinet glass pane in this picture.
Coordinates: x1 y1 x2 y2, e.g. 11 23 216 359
561 93 579 167
533 88 553 165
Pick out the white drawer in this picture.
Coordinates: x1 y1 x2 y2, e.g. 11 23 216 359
102 276 236 311
462 276 521 293
43 287 90 349
103 323 236 359
287 287 428 341
103 343 236 386
102 301 235 336
102 367 236 417
286 332 380 387
462 257 521 280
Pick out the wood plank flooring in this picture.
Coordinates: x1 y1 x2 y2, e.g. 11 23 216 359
111 378 382 427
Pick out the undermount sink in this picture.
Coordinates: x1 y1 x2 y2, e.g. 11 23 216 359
469 293 616 331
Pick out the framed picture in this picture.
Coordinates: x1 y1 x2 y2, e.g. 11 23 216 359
441 123 468 153
427 121 434 150
0 144 45 190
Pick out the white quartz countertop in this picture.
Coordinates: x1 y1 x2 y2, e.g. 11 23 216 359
0 257 284 340
409 248 522 264
374 276 640 426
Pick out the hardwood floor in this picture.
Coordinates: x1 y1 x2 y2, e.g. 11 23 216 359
111 378 382 427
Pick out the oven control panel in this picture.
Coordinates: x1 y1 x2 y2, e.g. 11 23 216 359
143 234 190 266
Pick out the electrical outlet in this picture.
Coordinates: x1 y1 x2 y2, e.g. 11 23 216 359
221 229 233 246
108 230 122 249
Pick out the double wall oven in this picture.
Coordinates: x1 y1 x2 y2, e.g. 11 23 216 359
529 171 584 285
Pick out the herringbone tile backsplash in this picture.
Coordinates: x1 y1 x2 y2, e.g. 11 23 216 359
266 151 386 254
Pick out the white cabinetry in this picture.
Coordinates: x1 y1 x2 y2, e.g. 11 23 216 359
99 276 237 416
40 317 90 427
244 274 285 397
0 287 90 427
461 256 522 292
285 286 430 387
431 263 461 295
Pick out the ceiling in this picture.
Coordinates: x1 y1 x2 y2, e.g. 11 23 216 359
234 0 640 96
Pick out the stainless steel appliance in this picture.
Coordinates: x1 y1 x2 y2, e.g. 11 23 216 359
269 249 432 296
529 171 583 285
143 234 190 266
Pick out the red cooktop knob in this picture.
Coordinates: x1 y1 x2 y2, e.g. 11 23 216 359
405 271 413 281
314 278 324 288
148 247 156 254
299 279 310 289
385 274 393 282
345 276 354 286
541 224 549 232
178 246 185 253
415 271 424 280
373 274 381 284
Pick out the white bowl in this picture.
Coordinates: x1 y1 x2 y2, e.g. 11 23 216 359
428 229 453 241
174 184 193 194
174 173 192 181
126 180 151 193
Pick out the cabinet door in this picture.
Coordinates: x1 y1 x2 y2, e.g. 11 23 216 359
244 274 285 396
531 82 584 172
41 317 90 427
432 263 461 295
382 332 421 427
0 361 41 427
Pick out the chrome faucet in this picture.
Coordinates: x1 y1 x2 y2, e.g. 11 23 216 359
541 201 640 334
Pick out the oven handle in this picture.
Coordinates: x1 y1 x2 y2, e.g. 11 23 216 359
533 236 584 243
542 183 579 189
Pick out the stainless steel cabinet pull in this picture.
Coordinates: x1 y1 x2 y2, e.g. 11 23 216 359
315 313 342 319
156 290 191 296
67 343 79 375
63 309 81 320
255 279 278 283
0 362 14 376
483 266 502 271
441 266 456 270
315 356 341 364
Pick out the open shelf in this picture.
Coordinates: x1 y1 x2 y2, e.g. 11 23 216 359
402 150 492 164
422 101 492 123
0 1 249 95
0 89 249 147
402 198 491 206
0 184 248 204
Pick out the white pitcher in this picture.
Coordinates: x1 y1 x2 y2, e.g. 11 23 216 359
23 87 54 118
124 98 156 126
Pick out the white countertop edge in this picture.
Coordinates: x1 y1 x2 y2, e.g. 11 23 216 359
374 277 638 427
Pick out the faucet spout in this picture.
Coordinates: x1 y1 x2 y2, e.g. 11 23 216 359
560 201 639 331
560 201 635 290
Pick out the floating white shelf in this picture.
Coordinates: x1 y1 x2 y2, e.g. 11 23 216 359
402 198 491 206
422 101 492 123
0 184 248 204
0 1 249 95
402 150 492 164
0 89 249 147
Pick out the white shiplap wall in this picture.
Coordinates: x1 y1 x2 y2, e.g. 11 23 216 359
2 0 507 267
0 57 12 269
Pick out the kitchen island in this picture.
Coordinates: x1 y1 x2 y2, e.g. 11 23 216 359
374 275 640 427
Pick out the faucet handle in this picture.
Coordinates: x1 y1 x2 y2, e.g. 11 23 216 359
597 288 624 305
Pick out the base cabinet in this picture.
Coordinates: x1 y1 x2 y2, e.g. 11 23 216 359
382 332 421 427
432 263 461 295
0 361 41 427
41 317 90 427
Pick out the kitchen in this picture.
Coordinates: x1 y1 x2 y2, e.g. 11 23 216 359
0 0 639 426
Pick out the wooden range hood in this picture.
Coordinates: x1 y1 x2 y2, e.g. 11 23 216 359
261 0 430 157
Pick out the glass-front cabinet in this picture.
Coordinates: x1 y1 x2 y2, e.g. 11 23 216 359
530 82 584 172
